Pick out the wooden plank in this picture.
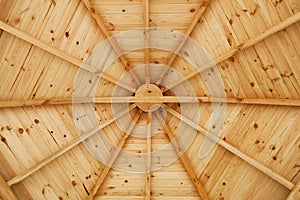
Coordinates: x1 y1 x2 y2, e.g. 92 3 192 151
7 104 137 186
1 96 300 108
81 0 141 85
162 104 295 190
155 111 209 200
149 3 201 13
92 4 142 14
155 0 210 85
86 110 142 199
286 181 300 200
143 0 150 85
161 12 300 92
146 112 152 200
94 197 144 200
0 20 136 93
0 0 15 23
97 186 145 196
0 173 18 200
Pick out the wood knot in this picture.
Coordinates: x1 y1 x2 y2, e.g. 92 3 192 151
190 8 196 13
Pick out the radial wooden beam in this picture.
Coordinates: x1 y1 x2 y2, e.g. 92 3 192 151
145 112 152 200
0 20 136 93
143 0 150 86
155 111 209 200
162 104 295 190
1 96 300 108
161 12 300 92
155 0 210 85
86 110 142 200
0 20 80 65
286 181 300 200
7 104 137 186
0 173 18 200
81 0 141 86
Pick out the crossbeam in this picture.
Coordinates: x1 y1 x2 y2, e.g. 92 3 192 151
1 97 300 108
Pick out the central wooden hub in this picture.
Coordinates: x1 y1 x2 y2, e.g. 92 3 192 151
135 84 163 112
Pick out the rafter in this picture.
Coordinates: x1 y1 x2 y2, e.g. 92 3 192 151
0 173 18 200
145 112 152 200
155 111 209 200
0 20 136 93
86 110 142 199
155 0 210 85
143 0 150 86
286 181 300 200
1 96 300 108
162 104 295 190
161 12 300 92
7 104 137 186
81 0 141 85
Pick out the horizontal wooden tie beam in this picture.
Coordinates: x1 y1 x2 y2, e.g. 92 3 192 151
0 97 300 108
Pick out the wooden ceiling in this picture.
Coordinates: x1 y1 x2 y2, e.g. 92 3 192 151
0 0 299 199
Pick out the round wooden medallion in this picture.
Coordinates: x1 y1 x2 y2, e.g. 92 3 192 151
135 84 163 112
